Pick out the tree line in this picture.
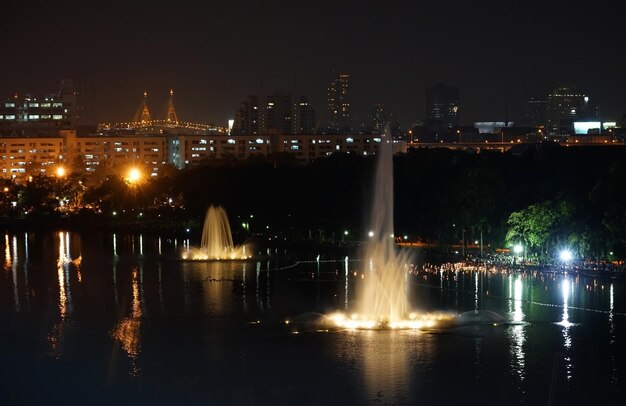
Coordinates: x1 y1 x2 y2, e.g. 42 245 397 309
1 144 625 261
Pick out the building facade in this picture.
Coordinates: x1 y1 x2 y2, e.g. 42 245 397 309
232 93 316 136
425 83 460 130
326 71 351 133
546 85 596 134
0 95 72 130
0 130 405 181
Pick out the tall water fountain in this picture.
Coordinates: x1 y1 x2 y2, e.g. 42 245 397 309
329 125 452 329
182 205 251 260
357 125 411 324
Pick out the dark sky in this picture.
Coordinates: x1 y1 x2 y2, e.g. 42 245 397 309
2 0 624 128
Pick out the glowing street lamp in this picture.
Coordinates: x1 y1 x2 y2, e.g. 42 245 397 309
559 249 573 263
513 244 523 255
127 168 141 184
56 166 66 178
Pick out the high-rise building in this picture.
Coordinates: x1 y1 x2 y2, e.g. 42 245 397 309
546 85 596 134
521 97 548 127
232 93 316 135
425 83 460 130
326 71 351 133
362 103 395 134
293 96 316 134
266 93 293 134
60 78 96 126
233 95 263 135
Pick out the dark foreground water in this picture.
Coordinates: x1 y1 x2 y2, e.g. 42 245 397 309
1 231 624 405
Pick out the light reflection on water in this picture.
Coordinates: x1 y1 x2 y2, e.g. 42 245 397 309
508 275 526 381
0 231 625 404
111 265 143 376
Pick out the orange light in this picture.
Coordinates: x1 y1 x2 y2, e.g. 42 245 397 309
128 168 141 183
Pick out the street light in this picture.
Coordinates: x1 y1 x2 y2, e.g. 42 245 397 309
127 167 141 184
56 166 66 178
559 249 573 262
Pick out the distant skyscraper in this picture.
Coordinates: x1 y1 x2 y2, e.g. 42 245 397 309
233 95 262 135
293 96 316 134
60 78 96 126
425 83 459 130
521 97 548 127
266 93 292 134
363 103 393 134
546 85 595 134
232 93 316 135
326 71 351 133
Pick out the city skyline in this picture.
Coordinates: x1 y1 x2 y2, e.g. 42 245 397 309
2 0 624 128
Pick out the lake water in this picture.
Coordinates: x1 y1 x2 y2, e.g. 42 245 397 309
1 231 624 405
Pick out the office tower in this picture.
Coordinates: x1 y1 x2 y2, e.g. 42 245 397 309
522 97 548 127
266 93 292 134
425 83 459 130
293 96 316 134
60 78 96 126
547 85 595 134
233 93 316 135
326 71 351 133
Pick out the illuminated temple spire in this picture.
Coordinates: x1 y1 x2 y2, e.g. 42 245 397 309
132 91 152 125
166 89 179 126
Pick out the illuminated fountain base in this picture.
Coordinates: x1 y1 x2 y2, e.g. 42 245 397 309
327 311 457 330
286 310 505 333
182 245 252 261
285 311 458 333
181 205 253 261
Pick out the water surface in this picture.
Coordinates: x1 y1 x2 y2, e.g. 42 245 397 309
1 231 624 405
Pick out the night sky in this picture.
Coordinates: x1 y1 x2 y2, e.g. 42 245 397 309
2 0 624 128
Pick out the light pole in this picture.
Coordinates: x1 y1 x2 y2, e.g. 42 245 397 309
480 226 483 259
461 228 465 258
55 166 66 209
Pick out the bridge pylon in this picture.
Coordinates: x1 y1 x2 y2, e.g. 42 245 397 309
166 89 179 126
132 91 152 125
